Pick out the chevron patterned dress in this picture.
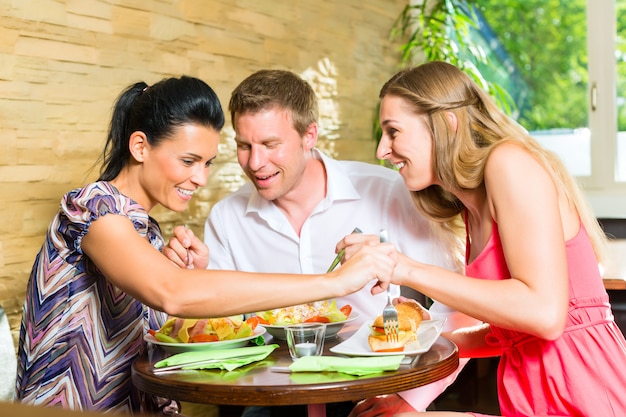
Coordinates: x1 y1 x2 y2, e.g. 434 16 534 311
16 182 169 413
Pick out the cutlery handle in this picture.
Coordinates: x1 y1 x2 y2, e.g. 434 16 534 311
154 358 222 373
326 227 363 272
184 224 192 269
380 229 391 295
270 366 292 373
379 229 388 243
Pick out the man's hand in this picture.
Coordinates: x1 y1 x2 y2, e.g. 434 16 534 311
348 394 417 417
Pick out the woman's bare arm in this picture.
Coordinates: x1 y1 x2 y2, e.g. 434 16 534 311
81 213 396 318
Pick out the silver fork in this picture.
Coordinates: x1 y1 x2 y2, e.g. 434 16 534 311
379 229 399 343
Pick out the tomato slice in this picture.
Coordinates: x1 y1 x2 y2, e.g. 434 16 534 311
245 315 268 330
148 329 156 337
188 334 219 343
304 316 331 323
339 305 352 318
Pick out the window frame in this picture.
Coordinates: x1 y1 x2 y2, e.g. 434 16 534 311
584 0 626 218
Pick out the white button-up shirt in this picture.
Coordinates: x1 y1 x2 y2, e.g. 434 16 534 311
204 149 453 318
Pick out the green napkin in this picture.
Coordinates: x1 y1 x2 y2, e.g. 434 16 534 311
155 344 278 372
288 370 359 384
288 355 404 376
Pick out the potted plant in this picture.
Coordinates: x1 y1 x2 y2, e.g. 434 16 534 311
373 0 514 146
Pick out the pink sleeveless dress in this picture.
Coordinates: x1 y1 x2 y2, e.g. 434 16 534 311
466 221 626 417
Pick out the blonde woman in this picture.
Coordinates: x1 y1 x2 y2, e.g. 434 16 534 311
343 61 626 417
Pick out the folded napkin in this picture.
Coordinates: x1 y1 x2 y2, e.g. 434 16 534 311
155 344 278 371
289 355 404 376
288 369 359 384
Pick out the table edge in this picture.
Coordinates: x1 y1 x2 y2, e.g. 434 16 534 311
132 337 459 406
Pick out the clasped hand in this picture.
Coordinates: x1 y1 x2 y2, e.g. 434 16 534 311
162 225 209 270
335 232 405 289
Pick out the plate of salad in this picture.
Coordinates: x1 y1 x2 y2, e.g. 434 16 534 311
253 300 357 340
145 315 266 353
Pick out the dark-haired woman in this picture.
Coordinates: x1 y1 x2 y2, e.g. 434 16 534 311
15 76 396 413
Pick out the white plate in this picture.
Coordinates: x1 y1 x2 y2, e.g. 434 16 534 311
263 314 359 340
330 319 446 357
145 326 266 354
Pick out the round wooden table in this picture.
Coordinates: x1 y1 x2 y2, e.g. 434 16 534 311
132 327 458 417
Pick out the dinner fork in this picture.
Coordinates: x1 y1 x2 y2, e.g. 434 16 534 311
379 229 399 344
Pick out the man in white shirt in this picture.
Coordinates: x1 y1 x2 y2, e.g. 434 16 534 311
204 69 478 417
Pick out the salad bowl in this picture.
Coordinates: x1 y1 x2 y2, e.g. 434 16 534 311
263 314 359 340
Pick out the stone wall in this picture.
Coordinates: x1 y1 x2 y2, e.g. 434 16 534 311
0 0 406 343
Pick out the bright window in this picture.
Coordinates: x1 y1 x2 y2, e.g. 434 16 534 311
477 0 626 217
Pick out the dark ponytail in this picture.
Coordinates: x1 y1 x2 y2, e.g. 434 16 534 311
98 76 224 181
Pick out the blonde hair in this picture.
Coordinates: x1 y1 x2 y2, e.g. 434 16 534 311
380 61 607 264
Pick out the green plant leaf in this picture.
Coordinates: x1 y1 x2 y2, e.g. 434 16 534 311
373 0 517 153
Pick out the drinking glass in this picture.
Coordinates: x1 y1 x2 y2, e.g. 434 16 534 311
285 323 326 360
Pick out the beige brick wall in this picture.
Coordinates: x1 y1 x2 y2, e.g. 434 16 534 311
0 0 405 344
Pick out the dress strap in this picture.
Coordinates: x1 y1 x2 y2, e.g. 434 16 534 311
463 209 470 263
